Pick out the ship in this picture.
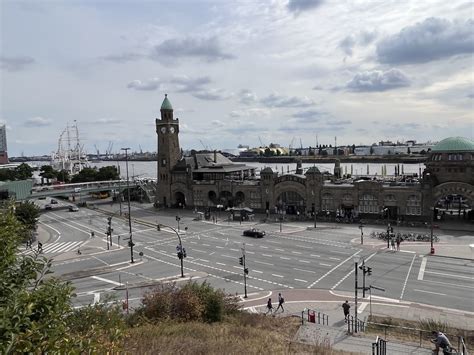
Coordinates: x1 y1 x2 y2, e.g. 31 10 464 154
51 120 89 175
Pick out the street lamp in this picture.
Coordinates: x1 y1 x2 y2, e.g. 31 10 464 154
359 223 364 245
353 254 360 333
121 147 134 263
312 190 317 229
176 215 181 232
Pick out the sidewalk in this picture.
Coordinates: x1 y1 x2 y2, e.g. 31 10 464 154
240 288 474 354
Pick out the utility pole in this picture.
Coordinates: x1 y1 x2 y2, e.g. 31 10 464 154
359 223 364 245
354 255 360 333
121 147 134 263
240 243 248 298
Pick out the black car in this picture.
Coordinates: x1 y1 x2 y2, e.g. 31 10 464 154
44 204 52 210
243 228 265 238
51 199 58 204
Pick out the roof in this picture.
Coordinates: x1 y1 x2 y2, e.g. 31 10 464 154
160 94 173 110
305 166 321 174
432 137 474 152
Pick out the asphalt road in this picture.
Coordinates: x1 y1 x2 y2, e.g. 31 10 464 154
30 200 473 313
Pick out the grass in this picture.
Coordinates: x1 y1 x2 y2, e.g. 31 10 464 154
366 315 474 352
122 313 354 354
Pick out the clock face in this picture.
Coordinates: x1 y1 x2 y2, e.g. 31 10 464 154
160 127 166 134
169 126 175 134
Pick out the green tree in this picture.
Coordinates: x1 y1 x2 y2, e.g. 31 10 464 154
96 166 120 181
14 163 34 180
14 201 40 241
39 165 57 180
56 169 70 183
71 167 98 183
0 169 16 181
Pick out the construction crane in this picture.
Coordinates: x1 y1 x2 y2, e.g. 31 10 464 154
289 137 295 150
94 144 100 157
300 138 303 149
105 142 114 159
199 139 209 151
258 136 265 147
139 144 143 154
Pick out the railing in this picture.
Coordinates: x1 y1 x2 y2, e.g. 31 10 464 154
372 336 387 355
301 308 329 326
460 336 469 355
347 315 366 333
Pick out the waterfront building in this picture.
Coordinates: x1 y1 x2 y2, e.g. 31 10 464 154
155 95 473 221
0 124 8 164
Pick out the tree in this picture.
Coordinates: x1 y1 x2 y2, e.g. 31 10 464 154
56 170 70 183
14 201 40 241
14 164 34 180
39 165 57 180
96 166 120 181
71 167 98 183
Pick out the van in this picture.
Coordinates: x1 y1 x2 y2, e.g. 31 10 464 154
74 188 82 193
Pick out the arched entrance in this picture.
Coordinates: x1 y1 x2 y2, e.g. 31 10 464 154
234 191 245 206
208 191 218 204
277 191 305 215
219 190 233 208
433 182 473 221
174 191 186 208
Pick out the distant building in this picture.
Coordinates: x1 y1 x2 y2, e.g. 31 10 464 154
0 125 8 164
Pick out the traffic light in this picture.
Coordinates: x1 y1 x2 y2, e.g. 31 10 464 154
177 251 183 259
182 248 187 258
244 268 249 275
176 216 180 221
157 224 160 231
128 241 135 247
239 256 244 265
366 267 372 276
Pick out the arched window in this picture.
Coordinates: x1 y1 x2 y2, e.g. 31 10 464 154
406 195 421 215
358 194 378 214
322 193 334 211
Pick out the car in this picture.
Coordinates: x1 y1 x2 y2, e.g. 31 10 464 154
69 206 79 212
38 196 46 200
243 228 265 238
50 199 58 204
44 204 52 210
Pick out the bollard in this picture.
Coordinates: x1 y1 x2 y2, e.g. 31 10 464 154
430 247 435 255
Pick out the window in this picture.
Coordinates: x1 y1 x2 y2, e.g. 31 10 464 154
358 194 378 214
406 195 421 215
322 193 334 211
161 159 167 167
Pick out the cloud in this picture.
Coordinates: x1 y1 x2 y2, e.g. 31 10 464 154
24 117 52 127
287 0 324 13
261 93 314 108
376 18 474 64
101 52 143 63
339 35 356 56
312 85 324 90
169 75 212 93
229 108 271 118
150 36 234 64
239 89 258 105
192 88 232 101
359 30 378 46
468 94 474 99
0 56 35 71
96 118 121 124
346 69 411 92
211 120 225 128
127 78 161 91
292 110 323 122
326 119 351 126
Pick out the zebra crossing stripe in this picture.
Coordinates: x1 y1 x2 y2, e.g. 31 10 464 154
54 241 83 253
43 242 67 253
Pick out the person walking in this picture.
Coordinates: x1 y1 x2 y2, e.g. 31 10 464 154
37 242 43 253
265 298 273 315
431 331 453 354
342 300 350 322
390 237 395 251
396 236 401 251
275 293 285 313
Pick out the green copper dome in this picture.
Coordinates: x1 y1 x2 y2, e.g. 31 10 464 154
432 137 474 152
161 94 173 110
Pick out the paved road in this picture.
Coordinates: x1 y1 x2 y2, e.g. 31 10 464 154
30 200 473 314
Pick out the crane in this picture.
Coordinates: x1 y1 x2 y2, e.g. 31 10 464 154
300 138 303 149
199 139 209 151
94 144 100 157
258 136 265 147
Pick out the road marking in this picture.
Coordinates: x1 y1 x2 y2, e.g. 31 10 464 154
254 260 273 266
216 262 226 266
400 254 416 300
310 254 320 258
200 259 209 263
358 302 368 313
295 278 308 283
233 266 242 270
331 252 377 290
308 250 361 289
422 279 474 290
262 254 272 257
275 248 285 252
193 249 207 253
331 250 351 255
295 245 312 249
417 257 427 280
267 240 281 244
253 270 263 274
229 248 239 252
280 256 291 260
260 246 269 249
92 292 100 305
413 289 446 296
329 257 341 261
299 260 310 263
38 221 62 243
292 251 302 255
215 246 224 249
272 274 284 278
202 243 210 246
319 263 332 267
221 254 234 259
91 276 122 286
425 271 474 280
246 251 255 254
294 267 316 274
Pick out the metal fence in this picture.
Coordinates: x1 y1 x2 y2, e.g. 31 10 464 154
372 336 387 355
347 315 366 333
301 308 329 326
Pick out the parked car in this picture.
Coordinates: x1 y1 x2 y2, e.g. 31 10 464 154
38 196 46 200
50 199 58 204
44 204 52 210
243 228 265 238
69 205 79 212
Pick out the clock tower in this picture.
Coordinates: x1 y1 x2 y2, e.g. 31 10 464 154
156 94 180 207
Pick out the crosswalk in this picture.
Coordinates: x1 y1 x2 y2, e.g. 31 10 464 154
22 241 86 255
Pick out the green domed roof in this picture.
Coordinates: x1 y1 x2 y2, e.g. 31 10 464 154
161 94 173 110
432 137 474 152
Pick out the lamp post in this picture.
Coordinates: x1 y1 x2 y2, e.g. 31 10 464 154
159 223 186 277
354 254 360 333
359 223 364 245
121 147 134 263
176 215 181 232
312 190 317 229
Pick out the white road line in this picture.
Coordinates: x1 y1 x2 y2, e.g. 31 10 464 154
275 248 285 252
215 246 224 249
422 279 474 290
260 246 269 249
202 243 210 246
193 249 207 253
91 275 122 286
308 250 361 289
246 251 255 254
216 262 226 266
253 270 263 274
221 254 234 259
254 260 273 266
310 254 320 258
229 248 239 252
295 245 312 249
400 254 416 300
329 257 341 261
413 289 446 296
266 240 281 244
56 241 83 253
294 267 316 274
38 221 62 243
272 274 284 278
292 251 302 255
299 260 310 263
330 252 377 290
262 254 272 257
233 266 242 270
319 263 332 267
280 256 291 260
295 278 308 283
358 302 368 313
331 250 351 255
200 259 209 263
425 271 474 280
417 257 427 280
43 242 66 253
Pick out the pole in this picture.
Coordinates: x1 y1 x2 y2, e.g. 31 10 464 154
313 190 317 229
430 208 434 253
362 259 366 298
161 224 185 278
387 223 390 249
354 259 359 333
122 147 134 263
369 286 372 318
360 224 364 245
242 243 247 298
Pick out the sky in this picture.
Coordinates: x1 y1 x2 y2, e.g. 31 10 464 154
1 0 473 156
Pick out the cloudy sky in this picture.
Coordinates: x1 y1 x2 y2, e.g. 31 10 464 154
1 0 473 156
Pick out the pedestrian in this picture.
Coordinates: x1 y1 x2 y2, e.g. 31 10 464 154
431 330 453 354
342 300 350 322
265 298 273 315
38 242 43 253
275 293 285 313
390 237 395 251
396 236 401 251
